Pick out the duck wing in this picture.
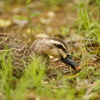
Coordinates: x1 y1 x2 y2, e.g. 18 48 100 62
0 34 34 78
0 34 25 50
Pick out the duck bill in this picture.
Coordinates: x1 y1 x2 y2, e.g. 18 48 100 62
61 56 80 71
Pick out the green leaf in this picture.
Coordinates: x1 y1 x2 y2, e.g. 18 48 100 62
14 16 29 21
30 13 42 17
26 0 32 4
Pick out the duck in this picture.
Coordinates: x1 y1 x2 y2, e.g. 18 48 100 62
0 34 80 78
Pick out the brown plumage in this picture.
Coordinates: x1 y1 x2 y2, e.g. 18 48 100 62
0 34 34 77
0 34 79 78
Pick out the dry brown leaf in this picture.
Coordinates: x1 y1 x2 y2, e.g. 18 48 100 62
0 19 12 28
47 11 56 18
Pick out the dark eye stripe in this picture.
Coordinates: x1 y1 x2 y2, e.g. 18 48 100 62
48 37 68 48
53 44 67 52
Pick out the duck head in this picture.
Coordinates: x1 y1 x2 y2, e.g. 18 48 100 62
31 37 80 71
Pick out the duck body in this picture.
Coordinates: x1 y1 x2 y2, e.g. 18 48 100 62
0 34 79 78
0 34 34 77
0 34 25 50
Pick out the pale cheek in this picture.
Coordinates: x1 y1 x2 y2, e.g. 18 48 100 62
59 50 67 58
46 49 60 58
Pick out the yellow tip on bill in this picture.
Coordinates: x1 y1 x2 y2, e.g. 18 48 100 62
76 66 81 69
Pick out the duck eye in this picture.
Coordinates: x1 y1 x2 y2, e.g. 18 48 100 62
53 44 66 52
54 44 63 48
